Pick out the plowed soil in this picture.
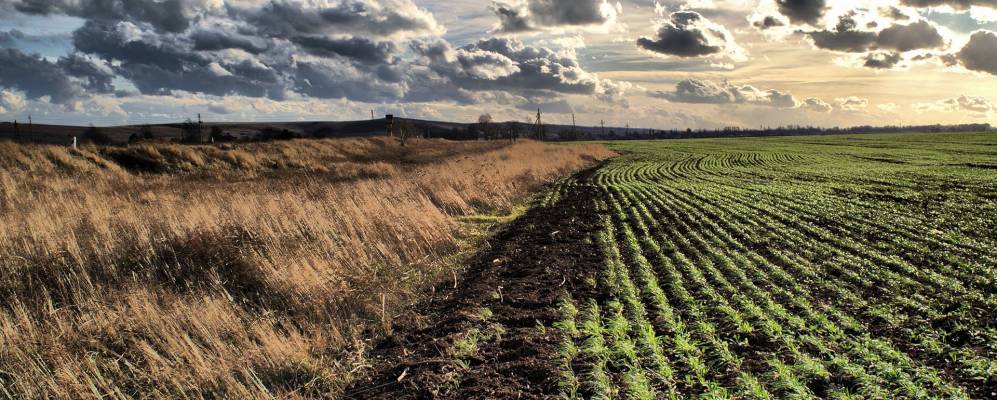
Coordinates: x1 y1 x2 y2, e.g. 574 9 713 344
344 174 603 399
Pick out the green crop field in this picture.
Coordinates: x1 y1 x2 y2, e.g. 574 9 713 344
546 133 996 399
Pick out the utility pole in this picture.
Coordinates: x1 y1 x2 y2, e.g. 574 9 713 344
535 108 544 141
28 115 32 140
197 113 203 143
571 113 576 138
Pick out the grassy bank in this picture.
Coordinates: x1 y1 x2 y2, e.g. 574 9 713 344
0 137 614 399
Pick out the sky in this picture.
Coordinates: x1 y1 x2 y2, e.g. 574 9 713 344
0 0 995 130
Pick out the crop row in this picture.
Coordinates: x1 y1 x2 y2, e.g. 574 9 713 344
555 137 994 399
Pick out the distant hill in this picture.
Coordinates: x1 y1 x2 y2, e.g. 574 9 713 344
0 120 394 145
0 117 991 146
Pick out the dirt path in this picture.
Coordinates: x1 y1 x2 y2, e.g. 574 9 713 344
344 173 604 399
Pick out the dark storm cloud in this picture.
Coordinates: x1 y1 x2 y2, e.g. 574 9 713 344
0 29 24 46
636 11 726 57
0 48 81 104
956 30 997 74
0 27 72 47
776 0 827 25
414 37 615 96
754 16 785 29
57 53 115 93
291 36 396 64
293 61 403 102
808 17 945 53
900 0 997 10
492 0 612 33
2 0 607 110
190 30 269 54
7 0 189 32
864 52 903 69
877 20 944 52
72 20 196 71
656 78 798 108
240 0 442 39
72 20 289 99
807 15 878 52
40 0 450 103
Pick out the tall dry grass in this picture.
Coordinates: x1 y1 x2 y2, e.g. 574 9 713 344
0 137 614 399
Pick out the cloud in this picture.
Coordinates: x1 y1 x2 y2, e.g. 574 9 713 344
877 102 899 111
292 60 405 102
53 0 453 104
491 0 620 33
637 11 745 62
57 53 116 93
515 98 573 114
189 30 268 54
0 89 26 113
8 0 191 33
414 37 623 99
654 78 798 108
4 0 613 110
955 30 997 74
882 6 912 21
753 15 786 29
0 29 23 47
71 20 292 99
807 14 879 52
950 94 995 112
915 94 995 114
776 0 828 25
876 20 945 52
802 97 833 112
291 36 397 64
807 16 945 53
900 0 997 10
0 48 82 104
835 96 869 110
864 51 903 68
240 0 444 39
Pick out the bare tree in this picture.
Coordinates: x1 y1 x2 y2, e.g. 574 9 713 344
477 114 493 140
180 118 202 144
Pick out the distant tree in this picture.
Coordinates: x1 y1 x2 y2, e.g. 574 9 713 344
140 124 155 140
397 119 414 146
180 118 202 144
82 124 113 145
210 126 225 142
477 114 494 140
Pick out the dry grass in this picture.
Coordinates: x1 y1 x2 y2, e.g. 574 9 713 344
0 137 614 399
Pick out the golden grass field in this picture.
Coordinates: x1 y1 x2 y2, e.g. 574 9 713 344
0 137 614 399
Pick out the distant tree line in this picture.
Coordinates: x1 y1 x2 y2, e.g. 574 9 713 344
6 118 990 147
543 123 994 141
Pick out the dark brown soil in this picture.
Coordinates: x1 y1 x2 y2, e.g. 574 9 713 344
343 172 605 399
